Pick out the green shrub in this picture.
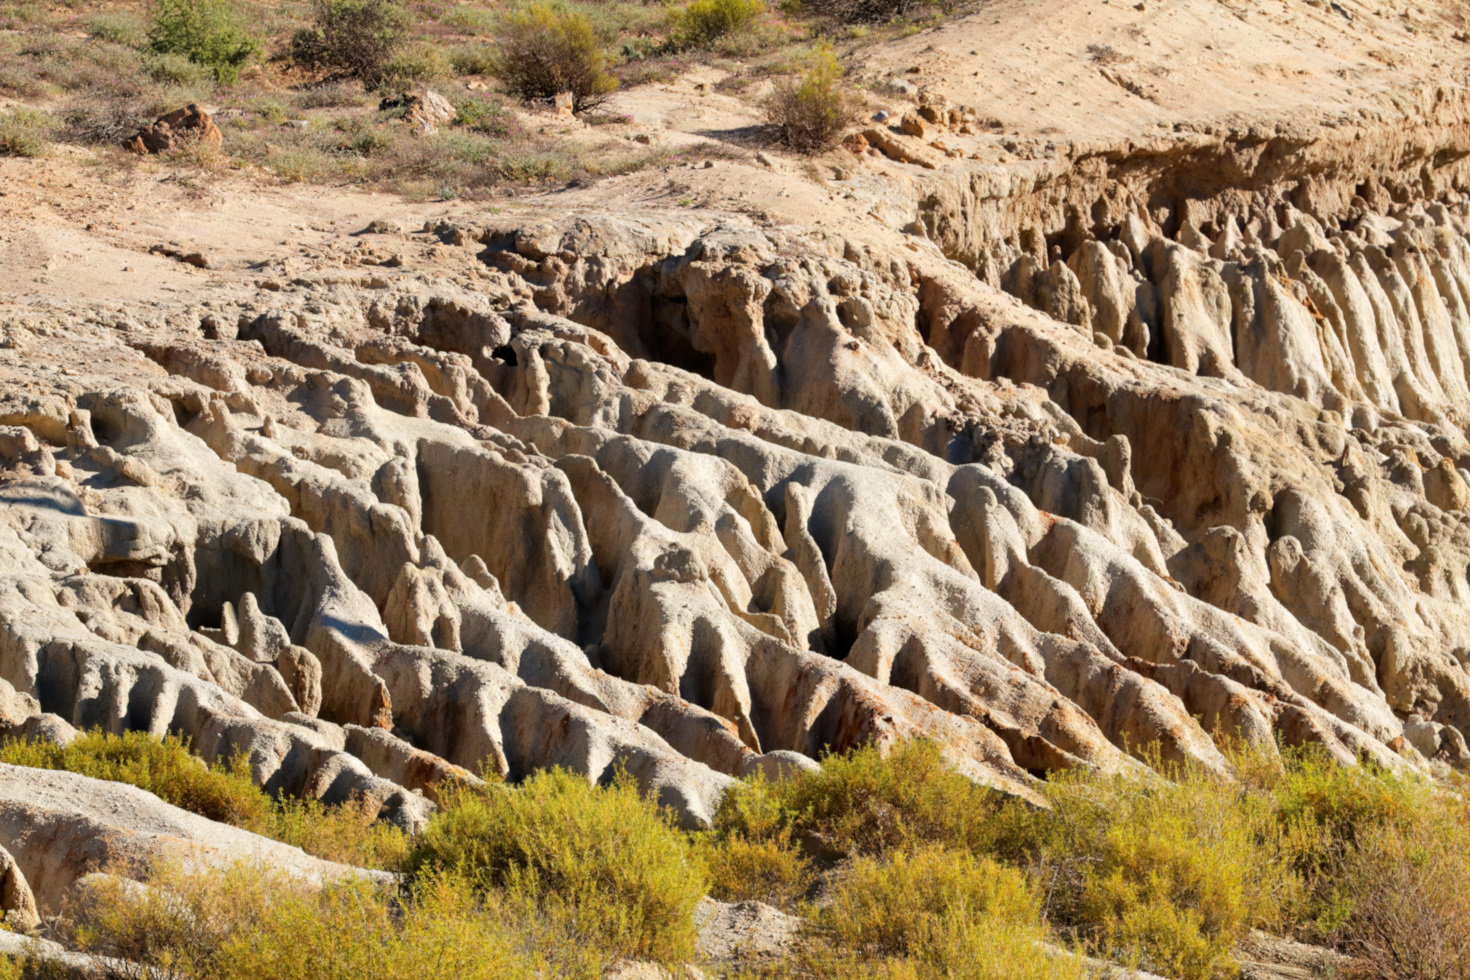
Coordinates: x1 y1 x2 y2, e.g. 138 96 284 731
0 730 270 826
264 145 330 180
409 769 705 962
715 740 995 857
765 42 855 152
375 43 448 91
700 834 812 908
251 96 291 123
147 0 260 84
0 106 55 156
441 2 497 33
291 0 411 85
0 731 406 870
448 41 496 76
70 862 548 980
293 80 372 108
678 0 763 47
491 3 617 112
811 845 1084 980
1244 745 1469 978
993 758 1303 980
267 795 410 872
89 11 148 45
454 93 514 135
145 50 215 85
344 122 402 155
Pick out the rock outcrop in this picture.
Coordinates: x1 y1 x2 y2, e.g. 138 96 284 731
4 197 1469 829
124 104 223 155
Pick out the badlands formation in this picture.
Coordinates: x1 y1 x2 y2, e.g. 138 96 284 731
3 0 1470 939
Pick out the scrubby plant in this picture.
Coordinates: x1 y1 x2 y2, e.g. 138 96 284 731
0 730 269 826
290 0 412 86
145 50 216 86
1333 808 1470 980
375 42 449 91
677 0 764 47
992 755 1304 980
0 106 55 156
69 862 549 980
59 95 163 145
293 79 372 108
441 2 497 34
147 0 260 84
448 41 496 76
88 11 148 45
808 845 1084 980
266 795 411 871
0 731 407 870
699 833 812 908
714 740 995 856
794 0 940 23
454 93 516 135
765 41 855 152
409 768 706 962
491 3 617 112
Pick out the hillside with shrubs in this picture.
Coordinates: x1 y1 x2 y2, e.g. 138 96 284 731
0 732 1467 979
0 0 905 191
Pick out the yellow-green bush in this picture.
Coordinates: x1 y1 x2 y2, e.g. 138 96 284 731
765 42 855 152
993 758 1303 980
700 833 812 908
678 0 764 47
409 768 706 962
376 42 449 91
448 41 496 76
808 845 1085 980
491 3 617 112
0 731 406 870
0 731 269 827
0 106 55 157
265 795 410 871
714 740 995 857
70 862 551 980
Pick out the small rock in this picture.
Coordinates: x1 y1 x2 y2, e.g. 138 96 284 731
702 160 715 169
633 133 653 144
365 219 404 235
755 151 777 169
180 252 209 269
125 104 222 155
899 112 928 139
380 254 405 268
403 90 456 135
553 91 575 118
872 110 890 122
